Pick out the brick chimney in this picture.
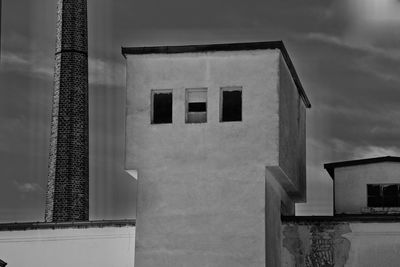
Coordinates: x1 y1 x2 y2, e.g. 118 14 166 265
45 0 89 222
0 0 2 59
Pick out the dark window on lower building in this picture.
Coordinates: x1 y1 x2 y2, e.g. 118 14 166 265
152 90 172 124
367 184 382 207
0 259 7 267
367 184 400 207
220 87 242 122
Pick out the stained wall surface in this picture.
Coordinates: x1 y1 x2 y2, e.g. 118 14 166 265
282 219 400 267
334 162 400 214
0 225 135 267
278 55 307 202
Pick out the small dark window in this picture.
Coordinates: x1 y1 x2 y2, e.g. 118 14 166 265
367 184 400 207
186 88 207 123
152 90 172 124
221 87 242 122
367 184 382 207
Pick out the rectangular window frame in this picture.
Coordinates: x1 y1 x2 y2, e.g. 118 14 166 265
151 89 173 124
220 86 243 122
185 88 207 124
367 183 400 207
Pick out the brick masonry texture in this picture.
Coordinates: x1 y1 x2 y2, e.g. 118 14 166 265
45 0 89 222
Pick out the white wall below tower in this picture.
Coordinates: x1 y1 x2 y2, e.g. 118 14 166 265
0 221 135 267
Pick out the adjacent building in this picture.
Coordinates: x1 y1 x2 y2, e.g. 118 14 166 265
0 221 135 267
122 41 311 267
325 156 400 215
282 156 400 267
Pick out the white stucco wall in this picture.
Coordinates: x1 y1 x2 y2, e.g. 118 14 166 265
126 49 280 267
124 47 307 266
335 162 400 214
0 225 135 267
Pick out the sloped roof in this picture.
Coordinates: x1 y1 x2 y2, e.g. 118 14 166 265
324 156 400 179
121 41 311 108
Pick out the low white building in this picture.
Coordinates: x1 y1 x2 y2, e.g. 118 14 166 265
0 220 135 267
324 156 400 215
282 156 400 267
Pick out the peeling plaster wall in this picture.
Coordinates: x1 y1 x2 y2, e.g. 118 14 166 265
282 220 400 267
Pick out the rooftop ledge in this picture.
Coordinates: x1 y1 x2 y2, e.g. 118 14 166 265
121 40 311 108
324 156 400 179
0 219 136 232
282 215 400 223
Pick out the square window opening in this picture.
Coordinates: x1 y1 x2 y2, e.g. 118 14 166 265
220 87 242 122
151 90 172 124
186 88 207 123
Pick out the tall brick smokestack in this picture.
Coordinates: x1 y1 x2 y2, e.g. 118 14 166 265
0 0 2 59
45 0 89 222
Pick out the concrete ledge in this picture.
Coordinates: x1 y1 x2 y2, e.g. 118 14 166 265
0 219 136 232
267 165 302 202
283 215 400 223
125 169 138 180
361 207 400 215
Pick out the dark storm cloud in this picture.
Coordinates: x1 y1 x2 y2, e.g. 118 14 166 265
295 36 400 146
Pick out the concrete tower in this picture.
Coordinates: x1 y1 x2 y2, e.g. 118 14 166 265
122 42 310 266
45 0 89 222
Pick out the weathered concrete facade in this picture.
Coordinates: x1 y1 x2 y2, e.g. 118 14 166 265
122 42 310 266
282 217 400 267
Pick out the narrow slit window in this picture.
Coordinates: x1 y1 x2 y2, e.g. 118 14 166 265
186 88 207 123
152 90 172 124
220 87 242 122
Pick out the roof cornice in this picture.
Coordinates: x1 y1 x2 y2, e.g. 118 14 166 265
324 156 400 179
121 41 311 108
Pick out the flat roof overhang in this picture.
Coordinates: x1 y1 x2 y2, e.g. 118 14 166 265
121 41 311 108
324 156 400 180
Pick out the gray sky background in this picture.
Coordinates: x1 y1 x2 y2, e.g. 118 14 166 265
1 0 400 222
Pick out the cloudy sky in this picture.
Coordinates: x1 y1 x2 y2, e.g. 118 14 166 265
1 0 400 222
